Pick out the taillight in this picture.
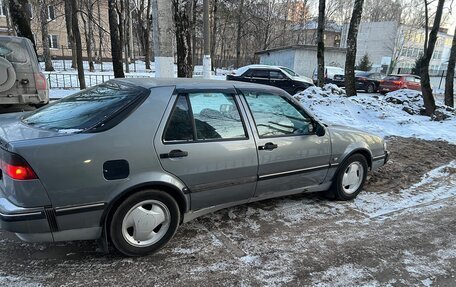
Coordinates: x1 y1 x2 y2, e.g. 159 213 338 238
0 151 38 180
34 72 47 91
392 81 402 85
358 77 368 81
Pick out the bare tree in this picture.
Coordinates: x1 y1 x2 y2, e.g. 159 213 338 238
39 0 54 71
9 0 37 54
344 0 364 97
109 0 125 78
235 0 244 68
71 0 86 89
420 0 445 116
173 0 193 77
81 0 95 72
64 0 77 69
317 0 325 87
444 25 455 108
142 0 153 70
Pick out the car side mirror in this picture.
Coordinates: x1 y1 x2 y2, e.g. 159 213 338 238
314 121 326 137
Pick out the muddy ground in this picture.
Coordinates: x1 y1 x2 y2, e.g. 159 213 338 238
367 136 456 192
0 136 455 286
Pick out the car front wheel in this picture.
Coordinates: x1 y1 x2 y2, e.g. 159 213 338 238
328 154 368 200
109 189 180 257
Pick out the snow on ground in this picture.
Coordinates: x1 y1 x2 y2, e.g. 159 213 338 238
294 84 456 144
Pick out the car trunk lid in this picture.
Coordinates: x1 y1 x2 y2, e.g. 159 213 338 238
0 113 62 147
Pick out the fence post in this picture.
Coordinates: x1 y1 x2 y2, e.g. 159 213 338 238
47 74 51 89
439 70 445 89
62 45 66 71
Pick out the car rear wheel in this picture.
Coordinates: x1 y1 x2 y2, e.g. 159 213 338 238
110 189 180 257
327 154 368 200
366 84 375 93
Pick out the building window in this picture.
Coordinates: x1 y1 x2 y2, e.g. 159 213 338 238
0 0 5 16
47 5 55 20
48 35 59 49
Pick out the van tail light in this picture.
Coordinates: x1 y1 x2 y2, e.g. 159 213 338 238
392 81 402 85
0 151 38 180
34 72 47 91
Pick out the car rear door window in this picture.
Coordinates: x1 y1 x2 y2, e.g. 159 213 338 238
243 91 313 137
164 93 247 142
251 70 269 79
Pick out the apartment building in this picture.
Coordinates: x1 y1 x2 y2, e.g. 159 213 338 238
0 1 112 59
341 21 454 75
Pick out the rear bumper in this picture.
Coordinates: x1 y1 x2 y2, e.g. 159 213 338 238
0 91 49 105
0 196 50 234
0 193 104 242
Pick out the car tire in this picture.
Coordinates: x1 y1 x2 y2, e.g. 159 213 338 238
366 84 375 93
109 189 180 257
327 154 368 200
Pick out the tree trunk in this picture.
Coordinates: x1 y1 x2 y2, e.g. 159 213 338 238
173 0 193 77
71 0 86 89
210 0 218 71
235 0 244 68
64 0 77 69
316 0 325 87
39 0 54 71
145 0 152 70
86 0 95 72
9 0 36 54
97 0 104 65
420 0 445 116
344 0 364 97
444 26 456 108
109 0 125 78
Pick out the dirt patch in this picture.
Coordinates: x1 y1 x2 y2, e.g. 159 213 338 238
365 136 456 193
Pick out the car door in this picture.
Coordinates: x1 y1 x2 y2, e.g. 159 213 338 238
413 76 422 91
154 89 258 210
238 88 331 198
269 70 293 94
250 69 270 86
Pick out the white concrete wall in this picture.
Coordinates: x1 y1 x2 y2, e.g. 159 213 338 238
258 47 347 78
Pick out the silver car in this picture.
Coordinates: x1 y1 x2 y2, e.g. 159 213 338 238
0 36 49 106
0 79 389 256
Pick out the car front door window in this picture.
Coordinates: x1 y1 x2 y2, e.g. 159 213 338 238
243 91 313 137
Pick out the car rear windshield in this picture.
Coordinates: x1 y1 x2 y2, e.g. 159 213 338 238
0 38 29 63
384 76 401 80
22 81 148 132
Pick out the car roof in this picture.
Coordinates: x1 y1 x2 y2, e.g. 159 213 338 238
240 64 283 70
389 74 417 77
113 77 287 93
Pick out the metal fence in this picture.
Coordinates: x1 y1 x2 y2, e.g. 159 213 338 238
45 73 153 89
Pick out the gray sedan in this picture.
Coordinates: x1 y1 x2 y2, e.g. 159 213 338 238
0 79 389 256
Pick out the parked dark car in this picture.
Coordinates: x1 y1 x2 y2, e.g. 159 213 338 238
379 74 421 94
227 65 314 95
0 79 389 257
355 72 383 93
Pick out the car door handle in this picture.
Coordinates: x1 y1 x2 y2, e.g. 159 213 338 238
160 150 188 159
258 142 278 151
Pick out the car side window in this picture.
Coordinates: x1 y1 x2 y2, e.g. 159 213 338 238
242 69 253 78
243 91 313 138
270 71 285 79
163 93 247 142
251 69 269 79
163 95 194 142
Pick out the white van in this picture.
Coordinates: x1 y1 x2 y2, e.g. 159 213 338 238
312 66 345 86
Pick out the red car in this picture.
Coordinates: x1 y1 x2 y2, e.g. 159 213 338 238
379 74 422 94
